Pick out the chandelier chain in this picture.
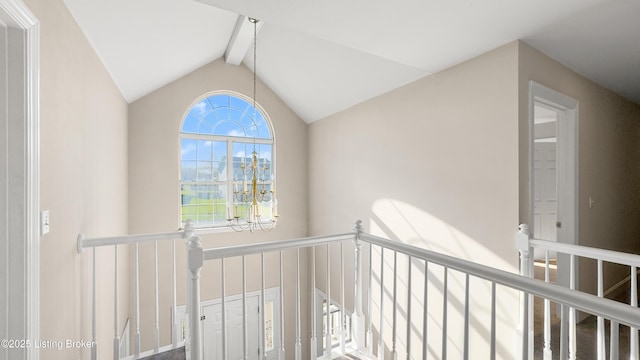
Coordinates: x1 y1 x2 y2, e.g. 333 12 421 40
227 17 278 233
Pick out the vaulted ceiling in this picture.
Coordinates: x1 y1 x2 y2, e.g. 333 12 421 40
63 0 640 123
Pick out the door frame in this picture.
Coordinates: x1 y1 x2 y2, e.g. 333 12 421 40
528 81 579 246
176 287 281 360
528 81 578 287
0 1 40 360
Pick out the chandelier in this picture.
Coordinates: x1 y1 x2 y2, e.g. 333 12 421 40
227 17 278 232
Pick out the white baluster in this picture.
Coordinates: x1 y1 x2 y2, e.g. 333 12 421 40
423 261 428 360
516 224 532 358
92 248 97 360
597 259 605 360
187 234 203 360
379 247 385 360
630 265 638 360
490 282 496 360
326 244 332 358
154 240 160 353
340 242 346 355
560 305 567 359
134 243 140 358
184 221 194 356
367 242 373 356
569 254 576 360
261 253 266 360
442 267 448 360
222 258 227 360
311 246 317 360
353 221 365 352
295 249 302 360
243 256 248 360
280 251 285 360
407 256 413 360
114 244 120 360
172 239 178 348
543 251 552 360
392 251 398 360
463 273 470 360
610 320 619 360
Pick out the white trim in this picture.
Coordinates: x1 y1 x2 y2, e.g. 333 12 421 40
529 81 579 291
176 286 281 359
529 81 579 244
313 288 355 359
224 15 265 66
0 1 39 359
177 90 277 230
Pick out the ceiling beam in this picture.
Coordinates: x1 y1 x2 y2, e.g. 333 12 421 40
225 15 264 65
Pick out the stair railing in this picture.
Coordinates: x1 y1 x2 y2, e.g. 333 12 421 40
77 221 199 360
517 223 640 360
186 221 640 360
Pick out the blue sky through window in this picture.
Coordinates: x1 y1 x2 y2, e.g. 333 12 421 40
182 94 271 139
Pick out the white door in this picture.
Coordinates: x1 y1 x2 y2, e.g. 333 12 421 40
203 295 261 360
533 105 559 259
533 142 557 244
530 81 579 287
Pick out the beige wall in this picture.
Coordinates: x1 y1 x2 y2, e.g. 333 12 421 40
128 58 308 354
518 41 640 294
308 42 521 359
22 0 130 359
23 2 640 356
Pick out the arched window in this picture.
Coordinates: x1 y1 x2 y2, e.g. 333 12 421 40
180 92 275 228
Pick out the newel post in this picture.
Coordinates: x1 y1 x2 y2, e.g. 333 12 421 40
516 224 534 359
186 223 203 360
352 220 366 352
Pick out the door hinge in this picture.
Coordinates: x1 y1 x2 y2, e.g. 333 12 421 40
556 221 562 229
200 315 206 321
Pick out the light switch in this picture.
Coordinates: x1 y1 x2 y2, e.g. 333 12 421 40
41 210 50 235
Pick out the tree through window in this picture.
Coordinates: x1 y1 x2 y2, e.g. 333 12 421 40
180 93 275 228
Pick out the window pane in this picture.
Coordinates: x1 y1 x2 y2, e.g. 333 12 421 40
214 121 244 137
181 93 274 228
208 94 229 109
181 161 196 181
213 141 226 162
196 161 213 181
213 161 227 181
231 108 254 133
190 100 211 117
215 107 229 122
198 121 214 134
197 140 213 161
203 112 219 128
229 96 250 112
182 94 271 140
232 142 249 180
197 204 213 225
256 117 270 139
181 184 228 226
182 114 199 133
181 139 197 160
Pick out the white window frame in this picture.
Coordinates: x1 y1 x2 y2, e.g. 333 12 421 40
178 91 276 231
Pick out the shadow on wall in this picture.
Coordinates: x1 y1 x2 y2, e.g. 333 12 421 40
365 198 520 359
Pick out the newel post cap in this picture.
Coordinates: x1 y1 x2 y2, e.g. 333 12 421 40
515 224 531 251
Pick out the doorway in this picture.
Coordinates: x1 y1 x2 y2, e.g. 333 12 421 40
529 81 579 260
532 104 559 259
203 295 261 360
529 82 578 337
0 2 40 359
